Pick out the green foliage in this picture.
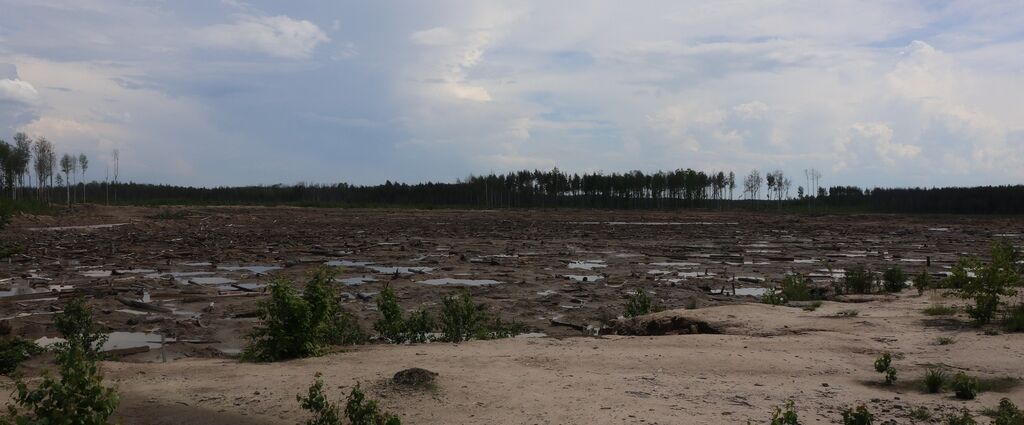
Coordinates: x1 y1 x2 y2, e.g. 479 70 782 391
761 288 785 306
625 289 661 317
1004 303 1024 332
952 372 980 400
841 405 874 425
990 398 1024 425
844 266 877 294
934 336 956 345
924 367 947 393
438 291 521 343
944 409 978 425
909 406 932 421
769 400 800 425
945 240 1021 325
922 304 957 316
298 373 342 425
53 297 107 357
297 375 401 425
873 353 896 385
373 288 433 344
780 274 813 302
243 269 364 362
0 338 42 376
5 323 118 424
344 385 401 425
882 267 907 293
801 301 823 312
914 270 931 294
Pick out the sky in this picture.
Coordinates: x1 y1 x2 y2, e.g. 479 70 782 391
0 1 1022 188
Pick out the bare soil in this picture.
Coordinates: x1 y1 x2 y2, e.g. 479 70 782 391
1 206 1022 423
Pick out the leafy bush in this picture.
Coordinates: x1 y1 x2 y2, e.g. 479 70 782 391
873 353 896 385
438 291 521 343
844 266 877 294
345 385 401 425
54 297 107 357
990 398 1024 425
914 270 931 294
1004 303 1024 332
297 374 400 425
952 372 980 400
769 400 799 425
244 269 364 362
374 288 433 344
780 274 812 302
841 404 873 425
909 406 932 421
924 367 947 393
0 338 42 376
945 409 978 425
945 240 1020 325
801 301 823 312
625 289 661 317
761 288 785 306
4 304 118 424
882 267 907 293
922 304 957 316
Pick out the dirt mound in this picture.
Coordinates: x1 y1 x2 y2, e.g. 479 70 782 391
611 312 719 336
392 367 438 387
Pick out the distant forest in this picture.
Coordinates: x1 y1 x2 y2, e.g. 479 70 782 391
3 131 1023 214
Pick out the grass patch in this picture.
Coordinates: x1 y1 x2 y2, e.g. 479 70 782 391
934 336 956 345
833 309 860 318
922 304 958 316
801 301 823 312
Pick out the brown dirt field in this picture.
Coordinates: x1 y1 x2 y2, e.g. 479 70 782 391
1 206 1022 423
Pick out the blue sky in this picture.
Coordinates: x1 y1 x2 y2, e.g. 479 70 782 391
0 1 1022 188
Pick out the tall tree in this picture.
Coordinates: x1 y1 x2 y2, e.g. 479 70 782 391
60 153 73 207
12 133 31 200
78 153 88 203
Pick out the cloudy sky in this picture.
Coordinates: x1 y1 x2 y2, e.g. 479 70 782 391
1 1 1022 188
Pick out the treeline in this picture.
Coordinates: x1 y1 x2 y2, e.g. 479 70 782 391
2 131 1023 214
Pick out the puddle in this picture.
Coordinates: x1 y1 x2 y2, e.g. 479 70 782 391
336 276 378 286
649 262 701 267
563 274 603 282
117 269 157 274
81 270 112 278
216 283 265 292
793 258 819 263
36 332 175 351
929 227 950 232
0 282 51 298
29 223 129 231
188 277 237 285
217 265 281 274
568 260 606 270
146 271 216 279
324 260 374 268
677 271 716 278
368 266 433 274
418 278 500 286
536 290 558 297
182 262 213 267
711 287 770 297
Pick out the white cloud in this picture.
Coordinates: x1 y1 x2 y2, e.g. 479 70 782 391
411 27 459 46
193 15 328 59
0 78 39 104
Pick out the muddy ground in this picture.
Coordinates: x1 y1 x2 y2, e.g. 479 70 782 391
1 206 1022 423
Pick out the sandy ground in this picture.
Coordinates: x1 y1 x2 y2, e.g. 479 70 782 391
2 206 1022 423
91 293 1023 424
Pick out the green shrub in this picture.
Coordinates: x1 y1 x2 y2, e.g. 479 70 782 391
990 398 1024 425
882 267 907 293
761 288 785 306
922 304 957 316
841 404 873 425
952 372 980 400
0 338 42 376
1004 303 1024 332
243 269 364 362
54 297 107 356
801 301 823 312
914 270 931 294
297 374 401 425
780 274 812 302
934 336 956 345
945 240 1020 325
373 288 433 344
5 323 118 424
909 406 932 421
438 291 521 343
345 385 401 425
924 367 947 393
874 353 896 385
844 266 877 294
769 400 799 425
625 289 661 317
945 409 978 425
